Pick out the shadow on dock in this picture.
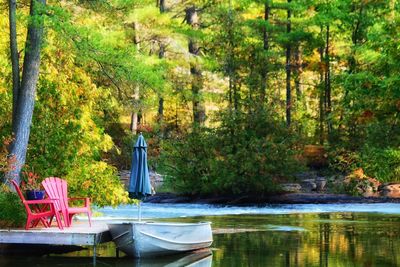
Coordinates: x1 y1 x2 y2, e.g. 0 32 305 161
0 243 85 255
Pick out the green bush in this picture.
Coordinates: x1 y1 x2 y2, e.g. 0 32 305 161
359 146 400 182
24 73 131 207
329 148 360 174
160 110 305 195
65 160 133 207
0 186 26 228
329 146 400 183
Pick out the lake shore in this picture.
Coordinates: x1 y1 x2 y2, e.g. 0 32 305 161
144 192 400 205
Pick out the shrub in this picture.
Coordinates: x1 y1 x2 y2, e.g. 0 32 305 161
359 146 400 183
330 146 400 183
160 110 305 196
329 148 360 174
65 160 133 207
0 185 26 228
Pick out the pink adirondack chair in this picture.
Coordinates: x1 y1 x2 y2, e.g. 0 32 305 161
11 180 63 230
42 177 92 227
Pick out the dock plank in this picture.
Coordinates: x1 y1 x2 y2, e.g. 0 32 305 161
0 222 111 246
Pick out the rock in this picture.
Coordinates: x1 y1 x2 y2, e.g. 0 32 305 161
145 193 191 203
356 178 380 197
300 179 317 192
281 183 302 193
119 170 130 189
150 171 164 190
344 175 381 197
145 192 400 204
362 178 380 197
316 178 327 191
361 180 380 197
380 183 400 198
119 170 164 191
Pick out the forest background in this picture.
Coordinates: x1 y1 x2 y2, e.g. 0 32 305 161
0 0 399 213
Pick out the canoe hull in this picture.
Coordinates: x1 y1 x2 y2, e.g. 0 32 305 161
108 222 213 258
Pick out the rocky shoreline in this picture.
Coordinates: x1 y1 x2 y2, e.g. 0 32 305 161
119 169 400 205
144 192 400 205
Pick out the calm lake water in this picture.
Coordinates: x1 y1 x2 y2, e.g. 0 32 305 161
1 203 400 266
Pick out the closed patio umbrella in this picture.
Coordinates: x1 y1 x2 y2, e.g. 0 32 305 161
128 133 152 221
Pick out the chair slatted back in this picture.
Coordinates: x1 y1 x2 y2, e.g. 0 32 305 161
42 177 69 213
11 180 31 215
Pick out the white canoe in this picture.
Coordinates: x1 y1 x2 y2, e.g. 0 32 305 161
107 221 213 258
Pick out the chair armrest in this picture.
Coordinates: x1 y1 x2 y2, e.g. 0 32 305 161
24 199 57 205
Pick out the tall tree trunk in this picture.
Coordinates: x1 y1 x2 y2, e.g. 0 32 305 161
260 3 270 103
7 0 46 184
158 97 164 122
294 46 302 101
319 46 325 145
340 4 363 135
9 0 20 133
185 5 206 125
324 25 332 139
159 0 165 13
130 84 139 134
227 6 237 112
130 22 140 134
286 0 292 127
157 42 165 137
157 3 166 133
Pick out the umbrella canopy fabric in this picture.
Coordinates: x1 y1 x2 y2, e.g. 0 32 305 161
128 134 152 200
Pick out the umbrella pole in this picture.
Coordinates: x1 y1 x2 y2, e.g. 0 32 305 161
138 201 141 221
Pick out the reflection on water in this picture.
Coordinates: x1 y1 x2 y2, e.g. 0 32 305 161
100 249 213 267
207 213 400 267
1 204 400 267
265 225 307 231
0 248 212 267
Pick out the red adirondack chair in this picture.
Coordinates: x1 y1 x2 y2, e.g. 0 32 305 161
42 177 92 227
11 180 63 230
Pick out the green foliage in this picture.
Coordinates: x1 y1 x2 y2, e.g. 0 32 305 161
359 147 400 183
65 160 133 207
0 2 141 206
330 145 400 183
1 0 399 202
0 186 26 228
161 110 305 195
329 148 360 174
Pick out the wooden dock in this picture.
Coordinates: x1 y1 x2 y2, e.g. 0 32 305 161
0 222 111 265
0 222 111 246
